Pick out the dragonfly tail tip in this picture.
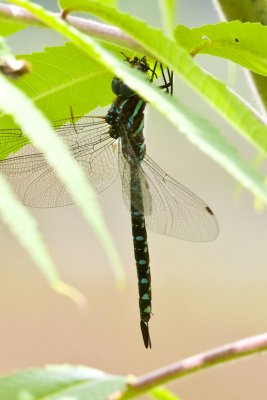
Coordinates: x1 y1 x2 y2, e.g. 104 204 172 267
140 320 152 349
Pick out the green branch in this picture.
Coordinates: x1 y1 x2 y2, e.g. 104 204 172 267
111 332 267 399
0 2 144 51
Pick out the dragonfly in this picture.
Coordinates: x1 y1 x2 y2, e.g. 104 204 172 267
0 54 219 348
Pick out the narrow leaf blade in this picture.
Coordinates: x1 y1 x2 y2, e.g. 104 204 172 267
0 17 26 36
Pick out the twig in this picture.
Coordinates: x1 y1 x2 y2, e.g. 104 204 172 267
0 3 144 52
110 332 267 399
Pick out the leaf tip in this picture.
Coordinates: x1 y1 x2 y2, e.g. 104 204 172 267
53 280 87 308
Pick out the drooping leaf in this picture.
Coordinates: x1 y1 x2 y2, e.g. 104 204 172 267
0 365 126 400
0 78 86 304
175 21 267 76
0 71 124 290
0 170 87 305
0 40 142 144
0 41 116 160
0 41 140 160
0 42 115 130
0 17 26 36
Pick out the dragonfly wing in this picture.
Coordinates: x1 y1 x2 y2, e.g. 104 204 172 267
141 155 219 242
73 138 117 194
118 142 152 214
0 116 117 207
0 143 73 207
55 116 117 194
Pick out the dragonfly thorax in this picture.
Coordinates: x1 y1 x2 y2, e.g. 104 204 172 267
106 94 147 161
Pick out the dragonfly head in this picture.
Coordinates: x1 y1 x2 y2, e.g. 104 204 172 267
120 52 151 74
111 53 154 98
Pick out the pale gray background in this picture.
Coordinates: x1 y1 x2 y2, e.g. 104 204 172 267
2 1 267 399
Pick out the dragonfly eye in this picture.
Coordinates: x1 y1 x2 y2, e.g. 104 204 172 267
111 76 135 98
119 83 135 98
111 77 122 96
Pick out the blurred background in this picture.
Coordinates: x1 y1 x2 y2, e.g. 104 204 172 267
2 0 267 399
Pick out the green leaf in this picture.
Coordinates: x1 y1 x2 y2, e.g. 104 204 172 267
149 386 181 400
0 17 26 36
0 72 124 290
0 41 144 135
0 365 126 399
213 2 267 113
0 42 114 131
175 21 267 76
0 79 86 305
60 0 117 9
0 42 144 158
7 0 267 208
103 0 117 5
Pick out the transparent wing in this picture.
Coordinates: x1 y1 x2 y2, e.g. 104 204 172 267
118 141 152 215
0 116 117 208
142 155 218 242
119 150 218 242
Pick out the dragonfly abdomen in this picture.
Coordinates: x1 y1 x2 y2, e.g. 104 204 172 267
106 58 153 348
131 173 152 348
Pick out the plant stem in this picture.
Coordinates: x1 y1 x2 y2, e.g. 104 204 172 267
0 2 144 52
110 332 267 399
